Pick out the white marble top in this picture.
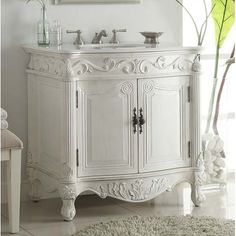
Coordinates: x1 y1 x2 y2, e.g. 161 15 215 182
23 43 201 55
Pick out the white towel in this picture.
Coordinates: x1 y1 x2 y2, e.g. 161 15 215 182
1 108 8 120
1 120 8 130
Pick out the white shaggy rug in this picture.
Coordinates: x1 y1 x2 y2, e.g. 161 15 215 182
74 215 235 236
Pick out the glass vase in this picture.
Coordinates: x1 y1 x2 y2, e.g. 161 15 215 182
37 6 50 46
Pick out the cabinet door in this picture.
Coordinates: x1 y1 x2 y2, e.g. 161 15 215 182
138 77 190 173
77 80 138 177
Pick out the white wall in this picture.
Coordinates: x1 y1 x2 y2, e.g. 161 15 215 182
1 0 182 203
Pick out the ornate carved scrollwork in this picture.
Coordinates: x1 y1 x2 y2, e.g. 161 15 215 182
72 56 191 75
99 177 170 201
72 57 117 75
117 59 141 74
28 54 193 78
153 56 191 71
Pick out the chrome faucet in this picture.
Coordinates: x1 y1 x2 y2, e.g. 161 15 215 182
66 30 85 45
91 30 108 44
109 29 127 44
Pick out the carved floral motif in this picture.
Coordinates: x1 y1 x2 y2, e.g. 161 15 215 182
61 163 74 180
196 153 206 185
192 154 206 205
58 184 77 200
120 81 133 95
99 177 170 201
192 57 201 73
28 54 68 77
143 80 156 93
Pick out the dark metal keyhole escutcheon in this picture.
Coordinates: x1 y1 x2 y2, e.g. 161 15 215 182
139 108 145 134
132 108 138 134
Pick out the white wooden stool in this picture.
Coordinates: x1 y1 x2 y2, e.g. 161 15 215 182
1 130 23 233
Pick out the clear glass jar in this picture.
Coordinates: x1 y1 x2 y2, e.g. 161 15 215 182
50 20 62 47
37 7 50 46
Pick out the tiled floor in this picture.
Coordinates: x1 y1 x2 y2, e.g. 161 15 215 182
1 178 234 236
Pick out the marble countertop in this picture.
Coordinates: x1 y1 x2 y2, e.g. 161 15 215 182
23 43 201 55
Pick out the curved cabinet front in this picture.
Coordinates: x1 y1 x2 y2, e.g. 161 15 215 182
24 45 205 221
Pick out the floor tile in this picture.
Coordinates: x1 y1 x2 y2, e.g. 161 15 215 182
109 182 194 215
110 181 235 219
1 215 32 236
2 195 135 231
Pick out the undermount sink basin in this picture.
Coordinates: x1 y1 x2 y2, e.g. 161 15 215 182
81 43 146 49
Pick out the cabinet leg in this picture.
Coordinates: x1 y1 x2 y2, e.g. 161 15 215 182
58 184 77 221
61 199 76 221
29 179 41 202
191 179 206 207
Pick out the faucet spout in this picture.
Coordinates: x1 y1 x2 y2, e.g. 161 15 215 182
92 30 108 44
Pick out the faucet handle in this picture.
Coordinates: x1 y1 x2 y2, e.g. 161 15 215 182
66 30 85 45
110 29 127 44
113 29 127 33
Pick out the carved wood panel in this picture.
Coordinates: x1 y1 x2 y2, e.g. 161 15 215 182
98 177 170 201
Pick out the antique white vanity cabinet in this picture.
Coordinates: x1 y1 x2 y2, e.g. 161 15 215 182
24 44 205 221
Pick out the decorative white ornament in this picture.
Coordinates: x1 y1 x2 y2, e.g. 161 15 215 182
120 81 134 95
191 153 206 206
58 184 77 200
99 178 170 201
61 163 74 180
203 135 226 183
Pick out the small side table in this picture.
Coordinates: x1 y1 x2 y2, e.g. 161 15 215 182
1 130 23 233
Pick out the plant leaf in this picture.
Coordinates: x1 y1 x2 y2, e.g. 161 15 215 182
212 0 235 48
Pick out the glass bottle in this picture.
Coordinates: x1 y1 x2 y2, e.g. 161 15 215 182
37 6 50 46
50 20 62 47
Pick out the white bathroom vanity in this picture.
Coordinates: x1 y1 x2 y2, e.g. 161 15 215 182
24 44 205 221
